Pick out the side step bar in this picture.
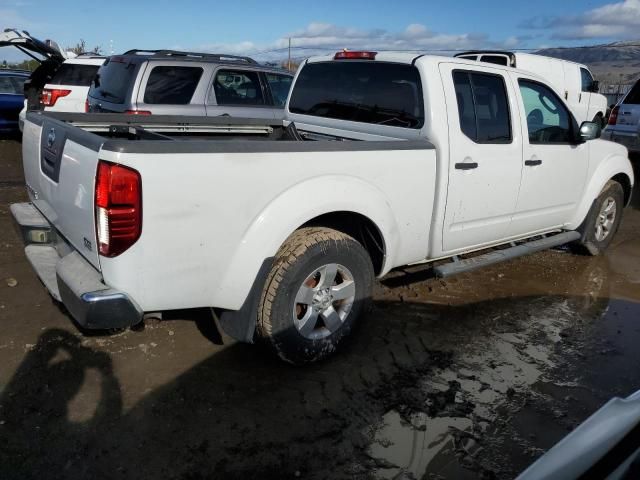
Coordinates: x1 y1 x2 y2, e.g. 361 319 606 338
433 231 581 278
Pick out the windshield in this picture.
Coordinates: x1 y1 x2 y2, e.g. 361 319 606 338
289 61 425 129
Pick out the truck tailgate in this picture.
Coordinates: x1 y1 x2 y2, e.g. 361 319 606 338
22 113 103 269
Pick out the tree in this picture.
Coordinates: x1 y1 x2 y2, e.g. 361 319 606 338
10 59 39 71
67 39 102 56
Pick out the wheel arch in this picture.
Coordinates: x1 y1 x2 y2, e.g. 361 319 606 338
612 172 633 206
300 211 386 276
568 153 634 230
217 175 400 312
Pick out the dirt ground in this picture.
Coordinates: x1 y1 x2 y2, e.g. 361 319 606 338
1 137 639 480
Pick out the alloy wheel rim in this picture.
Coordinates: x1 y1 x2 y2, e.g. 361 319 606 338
594 196 616 242
293 263 356 340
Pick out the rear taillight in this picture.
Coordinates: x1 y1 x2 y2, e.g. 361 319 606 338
40 88 71 107
95 161 142 257
608 105 619 125
85 98 89 113
125 110 152 115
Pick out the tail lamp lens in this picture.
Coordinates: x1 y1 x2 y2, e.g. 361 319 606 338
95 161 142 257
40 88 71 107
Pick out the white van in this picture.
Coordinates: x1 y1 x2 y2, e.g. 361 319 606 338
455 51 608 126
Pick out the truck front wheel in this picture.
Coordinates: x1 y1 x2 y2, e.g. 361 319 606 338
257 227 374 364
574 180 624 255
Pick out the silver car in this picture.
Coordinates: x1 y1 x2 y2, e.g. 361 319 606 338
86 50 293 120
603 79 640 154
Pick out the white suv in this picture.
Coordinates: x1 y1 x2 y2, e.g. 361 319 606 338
40 55 105 112
17 56 105 131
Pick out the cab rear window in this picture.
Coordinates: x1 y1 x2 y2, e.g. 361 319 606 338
51 64 100 86
289 62 424 129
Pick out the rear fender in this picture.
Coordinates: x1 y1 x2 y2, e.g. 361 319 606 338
217 175 399 310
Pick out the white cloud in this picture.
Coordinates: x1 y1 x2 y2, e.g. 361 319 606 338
523 0 640 40
190 22 526 63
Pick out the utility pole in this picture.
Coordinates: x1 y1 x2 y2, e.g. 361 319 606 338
288 37 291 71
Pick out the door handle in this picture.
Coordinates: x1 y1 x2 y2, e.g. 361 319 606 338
455 162 478 170
525 159 542 166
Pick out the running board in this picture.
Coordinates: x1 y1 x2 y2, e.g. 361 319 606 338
433 231 581 278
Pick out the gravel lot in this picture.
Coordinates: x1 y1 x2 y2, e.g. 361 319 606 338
1 137 639 479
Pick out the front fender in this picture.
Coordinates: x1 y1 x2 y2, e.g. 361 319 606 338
567 147 634 230
216 175 401 310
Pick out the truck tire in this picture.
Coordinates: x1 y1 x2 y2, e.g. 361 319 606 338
574 180 624 256
257 227 374 364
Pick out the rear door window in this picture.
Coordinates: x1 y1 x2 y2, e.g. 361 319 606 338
211 69 265 105
50 64 100 86
143 66 203 104
289 61 424 128
480 55 509 66
265 73 293 107
453 71 512 143
89 58 140 104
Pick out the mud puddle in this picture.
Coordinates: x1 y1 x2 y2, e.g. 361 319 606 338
363 240 640 479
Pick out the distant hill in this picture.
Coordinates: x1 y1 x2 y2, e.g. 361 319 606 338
536 41 640 84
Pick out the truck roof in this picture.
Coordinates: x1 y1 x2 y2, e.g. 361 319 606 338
305 51 551 83
455 50 590 70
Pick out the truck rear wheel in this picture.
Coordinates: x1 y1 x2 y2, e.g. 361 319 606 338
574 180 624 256
257 227 374 364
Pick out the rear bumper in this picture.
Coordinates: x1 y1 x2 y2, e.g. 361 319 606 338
602 128 640 153
11 202 143 329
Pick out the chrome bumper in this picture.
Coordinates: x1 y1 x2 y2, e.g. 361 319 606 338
10 202 143 329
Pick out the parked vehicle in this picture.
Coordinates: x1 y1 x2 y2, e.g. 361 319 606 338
0 69 29 132
86 50 294 120
602 78 640 154
12 52 633 364
39 55 105 112
517 388 640 479
0 28 88 131
455 50 609 126
17 55 106 131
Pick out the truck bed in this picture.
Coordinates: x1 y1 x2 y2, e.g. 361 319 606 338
37 112 433 151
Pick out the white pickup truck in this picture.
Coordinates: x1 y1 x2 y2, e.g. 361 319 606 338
12 51 634 364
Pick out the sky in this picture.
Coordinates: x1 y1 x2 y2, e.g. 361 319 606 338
2 0 640 63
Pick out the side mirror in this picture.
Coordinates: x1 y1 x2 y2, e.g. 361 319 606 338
589 80 600 93
579 121 601 142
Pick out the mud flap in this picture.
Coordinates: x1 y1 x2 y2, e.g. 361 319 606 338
216 257 274 343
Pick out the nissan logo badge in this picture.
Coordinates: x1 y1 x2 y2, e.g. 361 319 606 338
47 128 56 148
